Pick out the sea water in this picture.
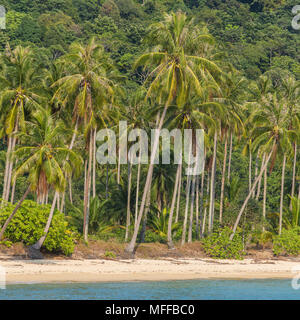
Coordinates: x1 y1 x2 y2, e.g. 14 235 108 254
0 279 300 300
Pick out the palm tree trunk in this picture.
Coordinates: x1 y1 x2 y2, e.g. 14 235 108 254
279 154 286 235
32 192 59 250
188 175 196 243
219 136 228 223
181 145 193 246
181 174 192 246
117 147 121 185
10 178 16 204
2 136 12 202
84 135 93 242
249 150 252 193
135 158 141 227
125 154 133 242
202 172 210 235
195 176 199 240
230 149 274 240
199 169 205 238
256 153 266 200
140 187 151 244
83 160 88 238
208 132 217 233
262 156 268 232
0 184 31 240
175 164 182 223
92 128 97 199
167 163 181 249
69 178 73 204
227 132 233 181
69 117 78 151
125 107 167 255
5 134 17 202
290 143 297 210
60 192 65 213
252 155 259 198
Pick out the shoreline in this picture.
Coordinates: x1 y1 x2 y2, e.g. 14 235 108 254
2 258 299 285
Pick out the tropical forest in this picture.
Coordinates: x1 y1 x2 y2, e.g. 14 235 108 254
0 0 299 260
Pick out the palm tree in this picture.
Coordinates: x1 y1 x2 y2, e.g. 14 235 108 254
0 109 82 243
52 38 115 241
281 76 300 209
0 45 43 203
231 92 294 239
125 12 223 255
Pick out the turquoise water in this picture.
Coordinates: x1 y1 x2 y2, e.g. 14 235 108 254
0 279 300 300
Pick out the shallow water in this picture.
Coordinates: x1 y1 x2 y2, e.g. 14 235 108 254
0 279 299 300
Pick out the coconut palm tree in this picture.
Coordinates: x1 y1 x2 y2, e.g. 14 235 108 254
51 38 115 241
231 92 295 239
125 12 223 255
0 109 82 243
0 45 43 203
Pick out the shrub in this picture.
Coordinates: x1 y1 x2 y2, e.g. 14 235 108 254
144 230 166 244
273 227 300 256
0 200 77 256
104 251 117 259
202 227 245 260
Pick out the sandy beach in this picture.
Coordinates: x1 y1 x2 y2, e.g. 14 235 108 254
1 257 300 284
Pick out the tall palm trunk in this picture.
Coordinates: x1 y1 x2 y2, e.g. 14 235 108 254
208 132 217 233
0 184 31 240
125 106 167 255
188 175 196 243
202 171 210 235
140 187 151 243
249 150 252 193
33 192 59 250
256 154 266 200
167 163 181 249
198 169 205 238
219 136 228 223
290 143 297 210
230 149 274 240
175 165 182 223
181 145 193 246
125 154 133 242
181 174 192 246
10 177 16 204
69 178 73 204
4 134 17 202
92 128 97 199
2 136 12 202
195 176 200 240
252 155 259 198
83 134 93 242
227 133 233 181
135 158 141 227
117 147 121 185
262 156 268 232
279 154 286 235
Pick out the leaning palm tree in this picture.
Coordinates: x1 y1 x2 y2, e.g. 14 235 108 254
230 92 294 239
125 11 223 256
0 109 82 247
0 45 43 203
51 37 115 241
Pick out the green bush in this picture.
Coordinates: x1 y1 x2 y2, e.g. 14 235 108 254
0 200 77 256
273 227 300 256
144 230 166 244
202 227 245 260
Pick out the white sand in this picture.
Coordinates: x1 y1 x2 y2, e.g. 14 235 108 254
1 257 300 284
